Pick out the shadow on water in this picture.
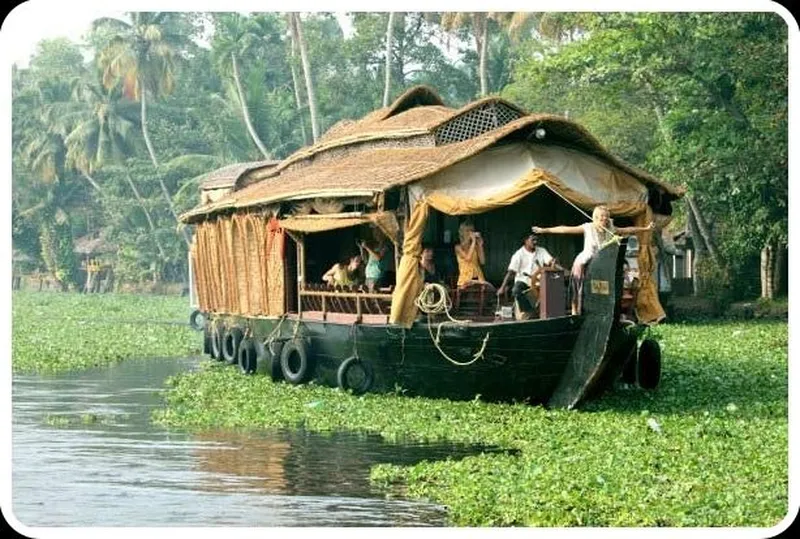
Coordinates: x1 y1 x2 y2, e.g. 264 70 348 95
12 357 507 527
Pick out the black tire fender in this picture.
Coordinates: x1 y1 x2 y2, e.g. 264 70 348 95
189 309 205 331
210 324 224 361
280 339 312 384
637 338 662 390
237 337 257 375
222 327 244 365
337 356 374 395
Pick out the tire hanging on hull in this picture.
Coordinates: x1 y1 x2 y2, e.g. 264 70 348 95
337 356 374 395
222 327 244 365
280 340 313 384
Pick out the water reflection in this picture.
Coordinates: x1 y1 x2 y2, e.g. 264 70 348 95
192 428 505 498
12 358 502 527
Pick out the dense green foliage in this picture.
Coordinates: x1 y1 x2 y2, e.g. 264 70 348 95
154 320 787 527
11 291 201 373
12 12 788 299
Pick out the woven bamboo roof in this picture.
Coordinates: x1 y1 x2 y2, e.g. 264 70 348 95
73 234 116 255
182 86 683 223
199 160 280 190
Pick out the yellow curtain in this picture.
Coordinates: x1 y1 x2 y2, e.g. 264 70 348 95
633 206 665 324
389 168 664 327
388 201 429 327
424 169 646 217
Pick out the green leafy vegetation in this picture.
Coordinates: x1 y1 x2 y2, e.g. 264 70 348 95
11 291 201 373
153 320 788 527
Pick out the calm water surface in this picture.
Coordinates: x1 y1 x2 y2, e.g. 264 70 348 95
12 357 495 527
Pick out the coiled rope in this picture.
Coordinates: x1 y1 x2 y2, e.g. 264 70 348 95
415 283 491 367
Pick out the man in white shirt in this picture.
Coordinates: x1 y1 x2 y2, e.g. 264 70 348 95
497 232 559 316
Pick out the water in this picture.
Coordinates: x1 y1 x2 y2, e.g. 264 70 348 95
12 357 497 527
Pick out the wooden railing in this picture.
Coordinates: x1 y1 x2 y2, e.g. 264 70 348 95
299 284 393 322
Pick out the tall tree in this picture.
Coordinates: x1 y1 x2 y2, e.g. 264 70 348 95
288 13 320 142
64 75 169 263
93 12 190 247
383 12 397 106
211 13 272 158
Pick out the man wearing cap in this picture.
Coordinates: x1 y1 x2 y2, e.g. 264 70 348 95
497 232 559 318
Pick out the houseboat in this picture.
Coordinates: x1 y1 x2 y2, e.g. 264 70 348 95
181 86 683 408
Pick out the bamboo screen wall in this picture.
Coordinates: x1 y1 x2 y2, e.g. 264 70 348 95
192 214 285 316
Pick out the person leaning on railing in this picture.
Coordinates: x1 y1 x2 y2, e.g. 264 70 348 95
322 254 363 287
533 205 654 315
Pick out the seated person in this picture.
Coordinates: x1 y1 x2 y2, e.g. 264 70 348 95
454 222 486 287
322 254 363 287
497 231 559 317
419 245 443 284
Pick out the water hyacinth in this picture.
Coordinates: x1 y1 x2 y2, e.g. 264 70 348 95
155 320 788 527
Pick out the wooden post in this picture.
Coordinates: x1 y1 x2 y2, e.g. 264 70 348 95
321 294 327 320
297 238 304 316
356 295 363 323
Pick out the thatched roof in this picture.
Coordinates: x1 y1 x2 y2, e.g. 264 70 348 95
199 160 280 190
182 86 684 223
13 249 33 263
73 234 116 255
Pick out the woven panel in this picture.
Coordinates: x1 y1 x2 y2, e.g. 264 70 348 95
433 102 523 145
244 215 264 315
266 227 285 316
231 215 251 315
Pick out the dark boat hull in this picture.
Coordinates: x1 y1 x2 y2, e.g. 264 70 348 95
208 243 632 407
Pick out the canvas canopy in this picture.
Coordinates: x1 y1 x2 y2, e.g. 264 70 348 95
278 211 401 245
390 142 662 327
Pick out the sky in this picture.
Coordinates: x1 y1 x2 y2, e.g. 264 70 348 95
4 6 356 68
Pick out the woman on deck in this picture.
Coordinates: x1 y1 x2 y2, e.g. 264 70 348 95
454 222 486 287
358 238 388 292
533 205 653 315
322 254 363 287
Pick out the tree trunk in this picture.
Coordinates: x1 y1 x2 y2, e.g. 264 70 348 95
476 17 489 96
81 171 105 195
231 52 271 159
140 87 159 168
774 242 786 297
685 195 721 265
761 242 774 299
288 35 309 145
687 205 703 295
292 13 320 142
124 172 167 266
383 12 396 107
140 83 191 248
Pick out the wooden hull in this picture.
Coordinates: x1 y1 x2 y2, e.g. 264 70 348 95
208 243 635 408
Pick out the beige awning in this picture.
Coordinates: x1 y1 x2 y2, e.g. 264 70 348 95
278 211 400 244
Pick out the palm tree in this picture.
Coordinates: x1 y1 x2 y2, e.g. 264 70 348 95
64 76 168 262
93 12 190 247
211 13 271 159
13 78 80 290
287 13 320 142
438 12 535 97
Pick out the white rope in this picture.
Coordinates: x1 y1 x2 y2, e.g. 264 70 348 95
415 283 491 367
541 183 620 242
